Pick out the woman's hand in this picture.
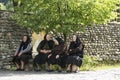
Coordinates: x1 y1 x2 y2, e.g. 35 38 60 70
69 49 72 51
44 50 51 54
56 55 59 59
40 50 47 53
48 50 51 53
40 50 51 54
48 54 52 58
18 52 22 56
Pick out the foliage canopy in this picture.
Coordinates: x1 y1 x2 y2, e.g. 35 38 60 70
12 0 119 36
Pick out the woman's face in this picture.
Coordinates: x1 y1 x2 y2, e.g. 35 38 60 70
23 36 27 42
72 35 77 42
46 34 51 41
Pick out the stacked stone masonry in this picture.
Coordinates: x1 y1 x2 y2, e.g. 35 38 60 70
79 23 120 61
0 10 31 69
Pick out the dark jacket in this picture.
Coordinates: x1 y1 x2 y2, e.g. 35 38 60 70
68 42 84 58
52 43 67 55
37 40 54 54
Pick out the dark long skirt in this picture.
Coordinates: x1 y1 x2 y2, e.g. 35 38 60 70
13 53 32 64
47 54 57 65
48 54 67 68
34 53 49 65
66 55 83 67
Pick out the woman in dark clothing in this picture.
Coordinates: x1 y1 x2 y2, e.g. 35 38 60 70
66 35 84 73
34 34 54 71
13 35 32 71
47 37 67 72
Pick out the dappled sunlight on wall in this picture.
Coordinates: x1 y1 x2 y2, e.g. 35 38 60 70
32 31 45 56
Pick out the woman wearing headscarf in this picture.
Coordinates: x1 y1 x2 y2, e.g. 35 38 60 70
34 34 54 71
66 34 84 73
13 35 32 71
47 37 68 72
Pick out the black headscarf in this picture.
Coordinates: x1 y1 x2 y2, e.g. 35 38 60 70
37 34 54 51
75 35 81 47
44 34 48 42
18 35 31 53
69 35 81 49
55 37 64 45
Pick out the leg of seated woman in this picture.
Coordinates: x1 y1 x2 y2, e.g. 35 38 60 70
15 62 20 70
45 62 49 70
72 65 78 73
13 56 21 70
20 60 25 70
58 66 62 72
36 63 41 71
48 64 54 72
66 64 71 72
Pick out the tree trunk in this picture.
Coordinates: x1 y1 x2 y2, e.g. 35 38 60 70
63 33 67 42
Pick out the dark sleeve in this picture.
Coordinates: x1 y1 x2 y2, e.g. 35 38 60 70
58 43 67 55
49 40 55 49
52 45 58 52
74 43 83 53
69 42 74 49
69 43 83 54
68 42 74 54
37 41 44 52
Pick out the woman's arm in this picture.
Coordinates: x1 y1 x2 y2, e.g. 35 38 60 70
58 44 67 55
21 43 32 54
40 50 51 54
14 45 20 56
69 43 83 54
37 41 45 53
74 43 83 53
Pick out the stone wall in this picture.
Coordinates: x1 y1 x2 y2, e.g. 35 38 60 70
0 10 31 69
79 23 120 62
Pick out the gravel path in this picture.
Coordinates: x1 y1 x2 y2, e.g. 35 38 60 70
0 68 120 80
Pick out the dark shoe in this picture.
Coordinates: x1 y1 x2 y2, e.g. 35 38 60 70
47 70 54 72
20 69 25 71
15 68 21 71
46 69 49 72
73 71 77 73
66 70 71 73
35 69 41 72
58 70 62 73
72 70 79 73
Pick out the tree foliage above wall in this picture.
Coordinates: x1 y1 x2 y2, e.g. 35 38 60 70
12 0 119 40
0 0 14 11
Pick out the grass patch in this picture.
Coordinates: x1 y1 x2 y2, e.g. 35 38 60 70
80 55 120 71
93 63 120 70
